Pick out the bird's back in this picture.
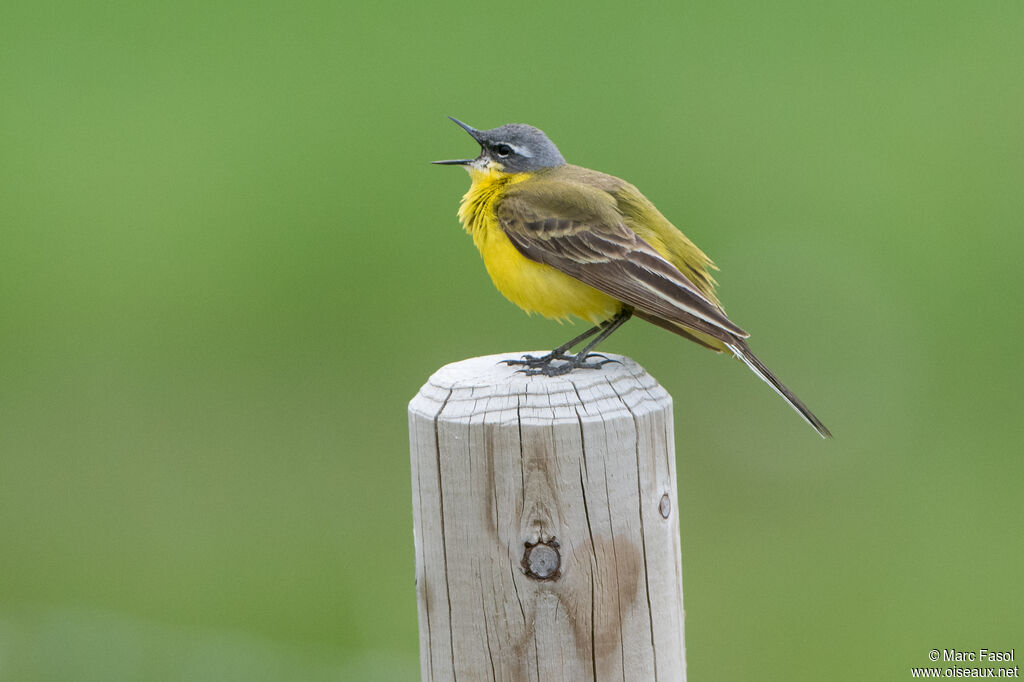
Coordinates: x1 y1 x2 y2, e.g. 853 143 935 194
499 164 730 353
525 165 721 305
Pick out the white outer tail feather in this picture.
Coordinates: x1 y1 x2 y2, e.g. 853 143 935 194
726 342 832 439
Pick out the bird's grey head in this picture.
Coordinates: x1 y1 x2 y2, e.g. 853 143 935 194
433 117 566 173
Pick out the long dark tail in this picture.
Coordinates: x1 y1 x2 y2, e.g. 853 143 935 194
725 339 832 439
634 310 832 438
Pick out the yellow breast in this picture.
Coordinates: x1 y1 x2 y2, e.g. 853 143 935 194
457 167 620 324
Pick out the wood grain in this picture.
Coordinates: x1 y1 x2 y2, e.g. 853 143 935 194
409 353 686 681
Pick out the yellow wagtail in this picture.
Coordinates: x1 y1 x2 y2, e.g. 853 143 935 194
435 118 831 438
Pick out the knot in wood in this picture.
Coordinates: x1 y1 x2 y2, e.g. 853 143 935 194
521 539 561 581
659 493 672 519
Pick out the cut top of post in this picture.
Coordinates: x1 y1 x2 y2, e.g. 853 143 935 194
408 352 686 681
409 352 672 426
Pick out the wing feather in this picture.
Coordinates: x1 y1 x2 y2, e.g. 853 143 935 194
498 184 749 339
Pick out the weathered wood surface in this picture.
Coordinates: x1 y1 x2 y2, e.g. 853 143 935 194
409 353 686 681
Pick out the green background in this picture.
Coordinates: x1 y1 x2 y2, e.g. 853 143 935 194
2 1 1021 680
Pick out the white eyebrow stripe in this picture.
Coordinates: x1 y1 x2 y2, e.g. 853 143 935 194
506 143 531 158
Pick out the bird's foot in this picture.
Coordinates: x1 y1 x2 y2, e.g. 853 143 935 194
503 350 567 368
504 352 619 376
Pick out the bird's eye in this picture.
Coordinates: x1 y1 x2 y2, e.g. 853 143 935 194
494 144 513 158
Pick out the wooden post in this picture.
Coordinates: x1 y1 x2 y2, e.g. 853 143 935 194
409 353 686 681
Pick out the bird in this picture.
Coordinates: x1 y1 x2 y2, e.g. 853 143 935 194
434 117 831 438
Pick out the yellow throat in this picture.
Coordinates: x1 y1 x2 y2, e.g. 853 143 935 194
455 163 621 324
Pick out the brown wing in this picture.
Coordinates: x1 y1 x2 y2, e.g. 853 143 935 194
497 183 749 339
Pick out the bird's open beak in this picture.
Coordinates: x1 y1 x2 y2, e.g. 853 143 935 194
447 117 482 139
432 117 483 165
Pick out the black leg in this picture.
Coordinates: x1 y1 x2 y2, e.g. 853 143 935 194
575 308 632 358
504 308 634 376
550 323 605 357
502 323 604 367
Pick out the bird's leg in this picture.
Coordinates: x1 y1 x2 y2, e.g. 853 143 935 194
503 323 605 368
506 308 633 376
573 308 632 359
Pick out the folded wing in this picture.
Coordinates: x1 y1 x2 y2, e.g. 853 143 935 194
498 182 749 340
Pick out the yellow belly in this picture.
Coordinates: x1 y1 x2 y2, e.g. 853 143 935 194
476 219 621 323
458 168 621 325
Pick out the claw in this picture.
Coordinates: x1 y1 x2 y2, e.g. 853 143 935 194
504 351 569 369
504 350 617 376
575 359 613 371
588 353 621 366
501 309 632 377
583 352 609 361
